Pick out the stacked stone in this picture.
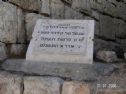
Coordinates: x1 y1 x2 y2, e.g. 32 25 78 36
0 0 126 61
0 71 125 94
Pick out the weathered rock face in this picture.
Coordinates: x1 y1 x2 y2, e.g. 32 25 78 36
23 77 63 94
0 2 25 43
25 13 48 42
40 0 50 15
8 0 50 15
94 38 120 56
10 44 26 58
62 81 90 94
0 72 22 94
0 42 7 61
51 0 65 19
96 51 118 63
99 15 115 40
64 6 84 19
8 0 41 12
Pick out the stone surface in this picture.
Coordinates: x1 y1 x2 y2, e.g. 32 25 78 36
124 53 126 59
2 59 118 81
26 19 94 64
51 0 65 19
99 15 115 40
0 2 25 43
40 0 50 15
117 2 126 20
62 81 90 94
0 42 7 61
23 76 62 94
115 19 126 39
118 39 126 52
16 8 26 43
64 6 84 19
10 44 26 58
62 0 72 4
96 51 118 63
25 13 48 42
96 89 126 94
0 72 22 94
103 0 117 17
8 0 41 12
94 38 121 58
72 0 91 15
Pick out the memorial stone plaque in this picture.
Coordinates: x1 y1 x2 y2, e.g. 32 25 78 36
26 19 94 64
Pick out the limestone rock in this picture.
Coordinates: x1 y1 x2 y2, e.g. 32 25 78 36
0 72 22 94
51 0 65 19
117 2 126 20
124 53 126 59
0 2 25 43
23 77 63 94
40 0 50 15
25 13 48 42
94 39 119 55
96 89 126 94
103 1 117 17
89 0 103 12
99 15 116 40
62 81 90 94
96 50 118 63
0 42 7 61
8 0 41 12
72 0 91 15
119 39 126 52
114 19 126 39
91 11 100 20
61 0 72 5
10 44 26 58
65 5 84 19
17 8 26 43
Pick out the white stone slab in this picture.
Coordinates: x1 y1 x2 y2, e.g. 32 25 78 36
26 19 94 64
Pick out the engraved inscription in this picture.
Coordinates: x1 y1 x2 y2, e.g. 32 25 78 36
32 20 88 55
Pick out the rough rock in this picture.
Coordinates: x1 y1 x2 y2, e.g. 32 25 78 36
25 13 48 42
51 0 65 19
124 53 126 59
72 0 91 15
96 50 118 63
96 89 126 94
103 0 117 17
118 39 126 52
99 15 115 40
10 44 26 58
2 59 118 81
89 0 103 12
64 5 84 19
0 42 7 61
40 0 50 15
23 76 62 94
117 2 126 20
94 38 121 57
62 81 90 94
0 2 25 43
91 11 100 20
61 0 72 4
8 0 41 12
0 72 22 94
115 19 126 39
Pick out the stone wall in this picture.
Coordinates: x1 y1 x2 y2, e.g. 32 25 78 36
0 0 126 60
